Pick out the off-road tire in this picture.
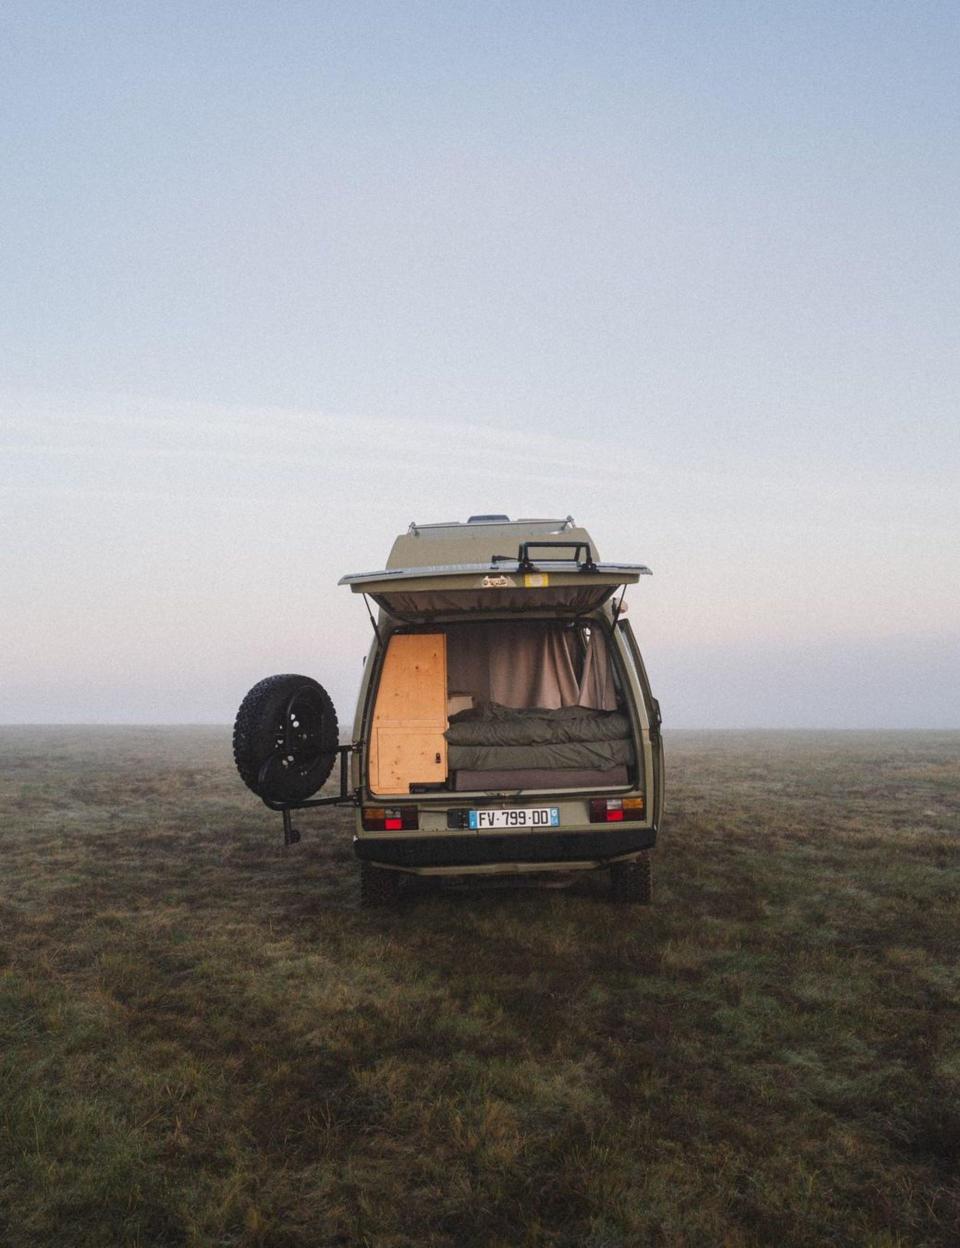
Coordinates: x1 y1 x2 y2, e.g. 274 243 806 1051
611 853 652 904
360 861 402 908
233 674 339 803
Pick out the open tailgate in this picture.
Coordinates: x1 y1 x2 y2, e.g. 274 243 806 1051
339 541 651 620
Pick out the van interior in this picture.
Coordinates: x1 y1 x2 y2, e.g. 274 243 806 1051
367 621 637 795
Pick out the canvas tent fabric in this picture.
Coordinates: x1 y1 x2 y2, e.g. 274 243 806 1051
370 585 619 618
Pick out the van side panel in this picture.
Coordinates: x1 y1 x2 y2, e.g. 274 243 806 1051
616 619 663 829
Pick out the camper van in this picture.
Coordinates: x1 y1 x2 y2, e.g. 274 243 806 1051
233 516 663 905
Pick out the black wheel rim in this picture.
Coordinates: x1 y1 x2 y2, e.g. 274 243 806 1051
257 689 330 790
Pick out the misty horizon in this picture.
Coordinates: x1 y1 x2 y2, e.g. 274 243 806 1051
2 6 958 730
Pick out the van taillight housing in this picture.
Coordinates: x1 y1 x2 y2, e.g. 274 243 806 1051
589 797 644 823
361 806 419 832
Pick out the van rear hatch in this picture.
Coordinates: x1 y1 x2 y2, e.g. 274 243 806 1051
339 543 650 620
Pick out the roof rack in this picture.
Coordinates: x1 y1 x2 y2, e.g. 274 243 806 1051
406 516 573 535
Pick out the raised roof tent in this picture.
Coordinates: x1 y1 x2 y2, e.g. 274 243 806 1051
339 516 651 620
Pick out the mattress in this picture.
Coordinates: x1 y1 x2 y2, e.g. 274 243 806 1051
453 765 631 792
447 738 634 772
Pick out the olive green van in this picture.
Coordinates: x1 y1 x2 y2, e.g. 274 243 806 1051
233 516 663 905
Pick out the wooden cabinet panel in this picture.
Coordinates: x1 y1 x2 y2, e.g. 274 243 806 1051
373 730 447 793
370 633 447 794
373 634 446 725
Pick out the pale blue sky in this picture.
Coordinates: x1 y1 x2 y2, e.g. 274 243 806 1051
1 2 958 726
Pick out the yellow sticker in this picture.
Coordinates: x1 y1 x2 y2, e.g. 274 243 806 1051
524 573 550 588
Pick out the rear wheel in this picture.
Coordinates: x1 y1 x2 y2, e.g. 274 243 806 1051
233 674 339 803
611 853 652 904
360 861 402 908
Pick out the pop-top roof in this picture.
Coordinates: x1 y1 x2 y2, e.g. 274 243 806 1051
386 517 580 569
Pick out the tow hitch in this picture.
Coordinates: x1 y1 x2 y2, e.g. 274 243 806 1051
261 744 358 846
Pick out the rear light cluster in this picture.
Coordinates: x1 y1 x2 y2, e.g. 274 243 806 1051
361 806 419 832
589 797 645 823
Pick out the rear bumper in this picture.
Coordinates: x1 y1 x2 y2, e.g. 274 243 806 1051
353 825 657 870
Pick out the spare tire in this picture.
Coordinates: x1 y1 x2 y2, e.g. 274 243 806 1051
233 674 339 803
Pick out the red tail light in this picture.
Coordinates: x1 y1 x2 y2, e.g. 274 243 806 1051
589 797 645 823
361 806 419 832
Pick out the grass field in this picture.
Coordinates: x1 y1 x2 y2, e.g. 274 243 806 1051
1 727 958 1247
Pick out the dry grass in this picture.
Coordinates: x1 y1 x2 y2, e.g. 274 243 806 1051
1 726 958 1246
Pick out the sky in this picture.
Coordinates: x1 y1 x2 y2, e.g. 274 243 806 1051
1 1 958 728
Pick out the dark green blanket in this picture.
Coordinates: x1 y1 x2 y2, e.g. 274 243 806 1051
448 738 634 773
446 703 632 747
445 703 635 772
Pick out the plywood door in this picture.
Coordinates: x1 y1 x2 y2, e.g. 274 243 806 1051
372 730 446 794
369 633 448 793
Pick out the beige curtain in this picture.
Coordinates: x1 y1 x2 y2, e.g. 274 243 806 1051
578 626 618 710
446 622 617 711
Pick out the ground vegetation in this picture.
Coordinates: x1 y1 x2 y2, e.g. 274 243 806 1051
1 727 957 1246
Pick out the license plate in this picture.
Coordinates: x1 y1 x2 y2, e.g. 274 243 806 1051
468 807 560 830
